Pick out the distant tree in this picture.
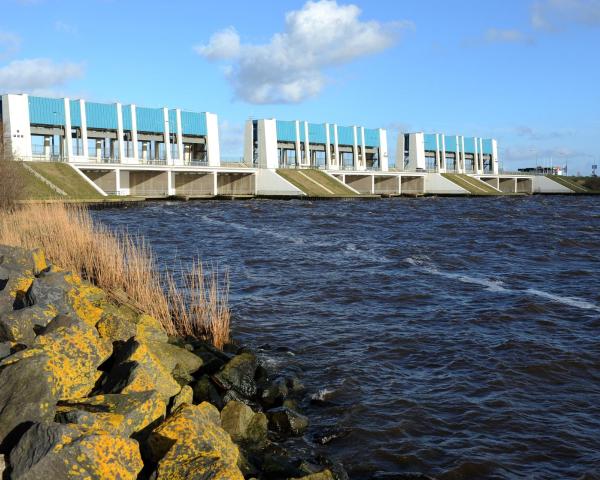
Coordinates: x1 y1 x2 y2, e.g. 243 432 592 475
0 123 24 210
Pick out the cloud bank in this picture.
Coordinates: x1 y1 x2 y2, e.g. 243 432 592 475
0 58 84 93
195 0 412 104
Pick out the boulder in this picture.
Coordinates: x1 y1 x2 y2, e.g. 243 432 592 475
100 338 181 400
0 309 36 343
192 375 223 409
213 352 258 398
0 272 34 313
55 390 166 439
147 402 244 480
146 341 203 376
292 470 335 480
96 306 168 344
0 341 11 360
267 407 309 436
261 376 289 408
0 246 47 276
221 400 268 446
170 385 193 412
9 422 143 480
0 353 57 449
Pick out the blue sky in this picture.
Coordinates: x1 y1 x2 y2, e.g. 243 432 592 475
1 0 599 173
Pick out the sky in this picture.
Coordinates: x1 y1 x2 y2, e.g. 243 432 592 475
1 0 599 173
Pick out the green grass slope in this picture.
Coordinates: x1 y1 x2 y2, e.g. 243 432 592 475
276 169 358 197
442 173 501 195
28 162 103 199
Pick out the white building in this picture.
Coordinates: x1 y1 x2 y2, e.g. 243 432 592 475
398 132 499 174
245 119 389 171
1 93 221 166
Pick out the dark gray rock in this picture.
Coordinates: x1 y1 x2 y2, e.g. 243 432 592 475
267 407 309 436
261 377 288 408
0 309 36 343
192 375 223 409
213 352 258 398
0 341 11 360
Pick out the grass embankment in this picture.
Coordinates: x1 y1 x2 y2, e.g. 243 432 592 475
13 162 61 199
547 175 600 193
276 168 359 197
0 203 230 347
441 173 502 195
27 162 103 199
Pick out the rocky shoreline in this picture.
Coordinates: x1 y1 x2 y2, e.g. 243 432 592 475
0 245 346 479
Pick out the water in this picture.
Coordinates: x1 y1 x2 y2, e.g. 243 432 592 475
93 196 600 479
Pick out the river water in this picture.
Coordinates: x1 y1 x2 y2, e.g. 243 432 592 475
93 196 600 480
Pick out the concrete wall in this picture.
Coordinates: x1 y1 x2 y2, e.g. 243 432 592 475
401 176 425 195
516 178 533 194
129 171 168 196
82 170 117 194
174 172 214 196
499 177 516 193
2 94 32 158
424 173 468 194
256 169 304 196
532 176 574 193
217 172 255 195
374 175 400 195
480 177 500 190
344 174 373 194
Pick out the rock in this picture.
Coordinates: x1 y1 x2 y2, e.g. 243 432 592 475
0 309 36 343
221 400 268 446
0 246 47 276
0 353 58 448
267 407 309 436
100 338 181 400
9 422 143 480
0 314 111 448
287 375 306 394
96 306 168 344
0 272 34 313
213 352 258 398
260 445 307 478
313 426 352 445
261 377 289 408
0 341 11 360
291 470 335 480
56 390 166 439
147 403 244 480
192 375 223 409
146 340 203 376
170 385 193 412
0 454 5 478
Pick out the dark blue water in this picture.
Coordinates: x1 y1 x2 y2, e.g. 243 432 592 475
94 196 600 479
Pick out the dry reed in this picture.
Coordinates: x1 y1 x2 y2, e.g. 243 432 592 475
0 202 230 347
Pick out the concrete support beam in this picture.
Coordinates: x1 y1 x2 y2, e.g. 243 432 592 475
63 98 73 162
379 129 389 172
80 99 89 159
206 112 220 167
163 107 171 165
332 124 339 171
325 123 331 169
175 109 184 166
303 121 310 167
352 126 358 170
294 120 301 167
131 105 139 162
116 103 125 163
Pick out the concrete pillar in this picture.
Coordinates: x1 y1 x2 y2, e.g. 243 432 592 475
167 170 176 195
303 121 310 167
243 120 254 166
454 136 460 173
115 168 121 193
119 170 130 195
352 126 358 170
116 103 125 163
325 122 331 169
379 128 388 172
96 139 102 162
80 100 89 159
332 124 339 171
131 105 139 162
141 142 148 161
294 120 301 167
213 171 218 195
440 134 446 172
206 112 221 167
176 109 184 166
435 133 441 172
459 136 466 173
63 98 73 162
44 136 51 159
492 139 499 174
371 175 375 194
360 127 366 171
163 107 171 165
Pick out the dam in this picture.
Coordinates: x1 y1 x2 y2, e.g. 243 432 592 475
0 93 579 198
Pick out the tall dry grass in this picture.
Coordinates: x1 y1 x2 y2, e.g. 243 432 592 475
0 124 24 211
0 202 230 347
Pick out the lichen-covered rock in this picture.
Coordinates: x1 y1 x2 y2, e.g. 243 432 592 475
170 385 193 413
267 407 309 436
9 422 143 480
56 390 166 439
96 306 168 344
0 353 57 448
192 374 224 409
0 246 47 276
213 352 258 398
146 340 203 376
147 403 244 480
221 400 268 446
0 309 36 343
291 470 335 480
100 338 181 400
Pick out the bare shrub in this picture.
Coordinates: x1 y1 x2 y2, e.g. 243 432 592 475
0 202 231 346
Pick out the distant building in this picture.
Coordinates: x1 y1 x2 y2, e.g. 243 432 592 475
398 132 499 174
0 93 221 166
518 166 563 176
244 119 389 171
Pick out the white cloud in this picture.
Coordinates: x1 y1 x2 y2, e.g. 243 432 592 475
0 58 84 93
54 20 78 35
195 27 240 60
0 31 21 59
195 0 411 104
532 0 600 30
484 28 534 44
